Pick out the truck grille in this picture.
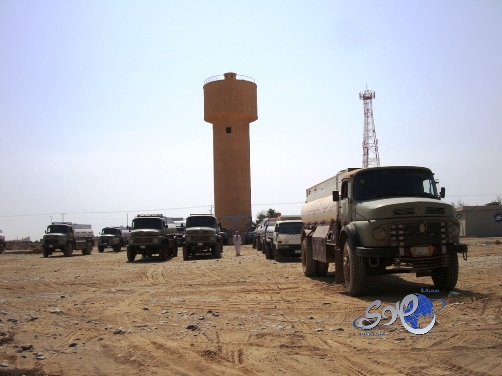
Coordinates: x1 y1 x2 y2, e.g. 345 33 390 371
389 221 446 247
190 235 211 242
134 237 154 244
45 238 58 246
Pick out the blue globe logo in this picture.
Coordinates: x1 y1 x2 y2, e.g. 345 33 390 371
402 293 446 334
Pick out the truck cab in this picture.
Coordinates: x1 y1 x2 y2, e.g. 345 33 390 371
182 214 222 260
127 214 177 262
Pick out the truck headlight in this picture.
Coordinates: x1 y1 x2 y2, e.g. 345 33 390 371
129 238 134 244
372 227 388 241
153 238 159 243
448 223 460 237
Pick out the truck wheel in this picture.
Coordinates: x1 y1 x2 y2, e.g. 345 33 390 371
98 245 104 253
127 248 136 262
42 247 49 258
84 242 93 255
172 242 178 257
301 238 316 276
343 238 366 296
252 238 256 249
113 244 120 253
274 246 283 262
0 243 4 254
213 243 222 259
431 253 459 291
264 244 271 259
64 243 73 257
316 261 329 276
182 245 189 261
159 244 167 261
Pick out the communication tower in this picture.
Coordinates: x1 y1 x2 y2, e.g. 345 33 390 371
203 72 257 234
359 88 380 168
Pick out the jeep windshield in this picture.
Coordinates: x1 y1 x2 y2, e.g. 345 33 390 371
102 228 120 235
278 222 303 234
353 168 438 201
47 225 70 233
132 218 163 230
186 216 217 228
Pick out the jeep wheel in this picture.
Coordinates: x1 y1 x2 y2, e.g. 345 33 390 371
64 243 73 257
274 246 283 262
182 245 189 261
343 238 366 296
431 253 459 291
127 248 136 262
98 245 105 253
301 238 316 276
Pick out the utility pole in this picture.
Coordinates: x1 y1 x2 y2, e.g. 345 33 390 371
360 87 380 168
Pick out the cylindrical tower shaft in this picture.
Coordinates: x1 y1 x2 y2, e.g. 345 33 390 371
203 72 258 235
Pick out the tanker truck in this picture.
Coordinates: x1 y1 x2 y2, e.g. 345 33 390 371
300 166 468 296
42 222 95 257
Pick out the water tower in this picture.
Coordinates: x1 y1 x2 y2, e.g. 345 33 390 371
203 72 258 234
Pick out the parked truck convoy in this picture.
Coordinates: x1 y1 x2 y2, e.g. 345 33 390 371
0 230 5 254
127 214 178 262
42 222 94 257
98 226 130 253
182 214 223 260
301 166 468 296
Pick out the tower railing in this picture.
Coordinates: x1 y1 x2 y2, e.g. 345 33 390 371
204 75 255 85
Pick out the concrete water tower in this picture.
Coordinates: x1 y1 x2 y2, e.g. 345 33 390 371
203 72 258 234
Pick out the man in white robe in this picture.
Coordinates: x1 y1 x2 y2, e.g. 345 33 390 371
233 231 242 256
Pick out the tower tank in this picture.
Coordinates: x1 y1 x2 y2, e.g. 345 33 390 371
203 72 258 235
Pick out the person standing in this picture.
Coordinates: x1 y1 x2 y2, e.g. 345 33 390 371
233 231 242 256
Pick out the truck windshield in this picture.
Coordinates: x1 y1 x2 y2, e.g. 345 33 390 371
278 222 303 234
102 228 120 235
47 225 70 233
353 168 438 201
132 218 163 230
186 216 217 228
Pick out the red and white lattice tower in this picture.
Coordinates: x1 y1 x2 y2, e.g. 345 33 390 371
359 87 380 168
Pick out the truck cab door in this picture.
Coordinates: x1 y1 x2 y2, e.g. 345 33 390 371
339 180 353 225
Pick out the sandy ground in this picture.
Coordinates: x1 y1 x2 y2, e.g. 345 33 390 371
1 238 501 376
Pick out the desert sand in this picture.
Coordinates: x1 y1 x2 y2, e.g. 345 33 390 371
1 238 501 375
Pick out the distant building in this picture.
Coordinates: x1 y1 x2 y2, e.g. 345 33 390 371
456 205 502 237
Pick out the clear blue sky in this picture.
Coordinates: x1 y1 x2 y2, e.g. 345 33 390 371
1 0 501 240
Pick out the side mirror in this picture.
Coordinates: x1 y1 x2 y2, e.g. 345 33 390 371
45 230 47 234
332 190 340 202
440 187 445 198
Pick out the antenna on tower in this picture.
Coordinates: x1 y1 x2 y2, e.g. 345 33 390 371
359 87 380 168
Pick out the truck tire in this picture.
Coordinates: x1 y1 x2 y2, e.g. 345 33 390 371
98 245 105 253
84 241 93 255
301 238 316 276
159 244 167 261
343 238 366 296
127 248 136 262
64 243 73 257
316 261 329 276
431 253 459 291
42 247 49 258
256 239 261 252
252 238 256 249
182 245 189 261
274 246 283 262
113 244 121 253
213 243 222 259
265 244 271 259
0 243 5 254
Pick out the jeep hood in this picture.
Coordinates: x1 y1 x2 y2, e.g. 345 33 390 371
355 197 454 220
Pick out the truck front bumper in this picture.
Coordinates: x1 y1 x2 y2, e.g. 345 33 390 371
356 243 468 258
